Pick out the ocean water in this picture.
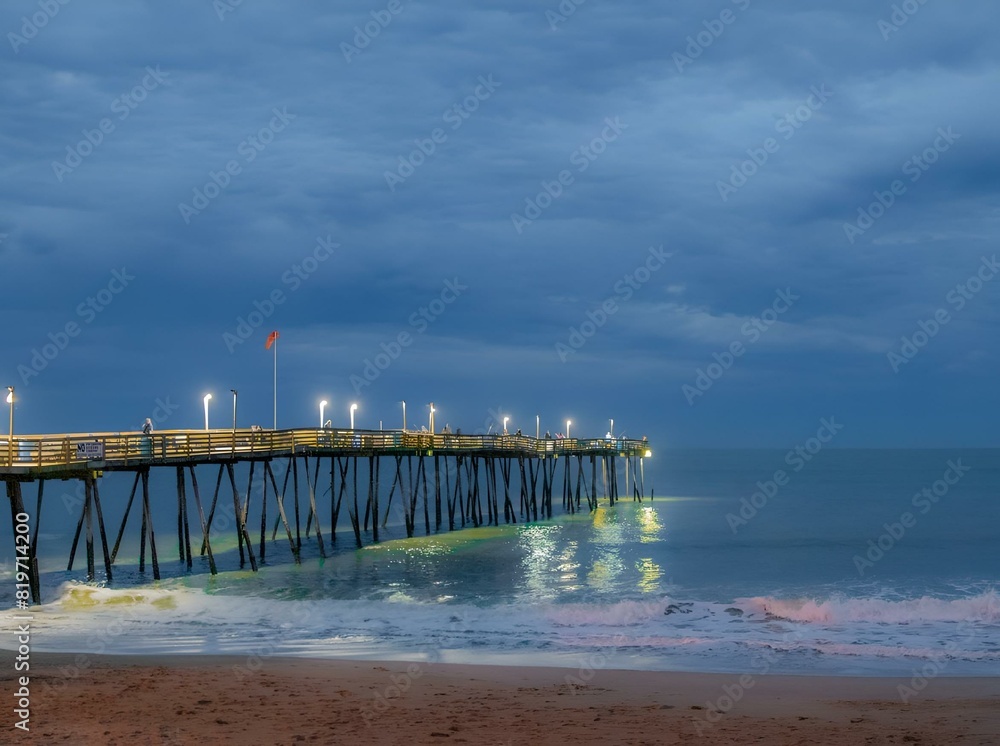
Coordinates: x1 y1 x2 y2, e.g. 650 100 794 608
2 448 998 676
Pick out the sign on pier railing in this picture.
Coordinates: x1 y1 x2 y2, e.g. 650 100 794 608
75 442 105 460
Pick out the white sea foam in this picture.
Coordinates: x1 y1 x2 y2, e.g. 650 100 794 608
4 583 996 676
738 590 1000 624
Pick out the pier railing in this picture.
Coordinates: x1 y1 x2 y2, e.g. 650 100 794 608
0 428 650 472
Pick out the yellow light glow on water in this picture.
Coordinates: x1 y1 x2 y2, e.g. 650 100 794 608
638 506 663 543
518 525 565 599
363 525 516 555
635 557 663 593
587 550 625 592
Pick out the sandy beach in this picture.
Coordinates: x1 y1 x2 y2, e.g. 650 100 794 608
2 652 997 745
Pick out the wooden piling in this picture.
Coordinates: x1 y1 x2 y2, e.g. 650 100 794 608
140 468 160 579
187 466 217 575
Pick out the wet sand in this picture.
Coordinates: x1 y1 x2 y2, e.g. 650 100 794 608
3 651 998 744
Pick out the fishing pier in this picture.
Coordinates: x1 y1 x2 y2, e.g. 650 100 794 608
2 428 651 603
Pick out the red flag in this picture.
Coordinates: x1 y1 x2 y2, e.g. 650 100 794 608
265 330 279 350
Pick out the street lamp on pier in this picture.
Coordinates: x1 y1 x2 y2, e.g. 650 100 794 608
6 387 13 465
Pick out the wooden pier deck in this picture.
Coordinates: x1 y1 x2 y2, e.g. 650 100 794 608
3 428 652 604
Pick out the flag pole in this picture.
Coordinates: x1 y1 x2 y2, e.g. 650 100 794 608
273 335 277 430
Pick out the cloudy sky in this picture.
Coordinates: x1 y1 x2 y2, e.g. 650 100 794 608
2 0 998 457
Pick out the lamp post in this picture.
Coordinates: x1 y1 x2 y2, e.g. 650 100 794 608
320 400 328 429
400 400 406 431
503 416 509 435
428 403 435 434
350 403 358 430
536 414 540 440
231 389 238 430
203 394 212 431
6 386 13 465
565 419 571 439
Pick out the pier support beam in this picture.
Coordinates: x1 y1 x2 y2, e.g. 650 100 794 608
7 480 41 605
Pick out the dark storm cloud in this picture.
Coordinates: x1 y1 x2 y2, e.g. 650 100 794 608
1 0 998 452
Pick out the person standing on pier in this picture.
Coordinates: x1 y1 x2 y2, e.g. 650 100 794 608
142 418 153 435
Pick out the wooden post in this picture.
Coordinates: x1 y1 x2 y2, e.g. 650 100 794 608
259 460 268 563
433 454 442 531
519 456 530 521
382 456 401 529
91 478 114 582
372 455 380 544
227 462 257 571
139 478 147 573
421 455 430 535
30 479 44 564
587 455 597 511
470 457 481 527
303 455 326 556
348 456 361 548
333 457 350 539
176 467 193 568
445 455 455 530
141 469 160 579
270 461 294 541
528 458 539 522
111 471 141 564
7 480 40 604
188 466 217 575
201 464 225 556
500 458 514 524
452 455 462 529
292 456 301 549
265 460 301 561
